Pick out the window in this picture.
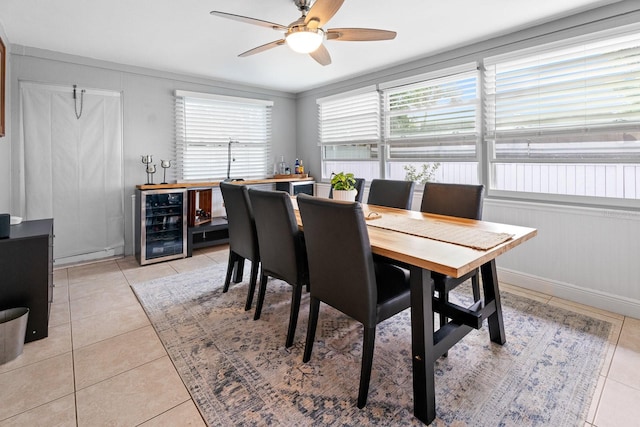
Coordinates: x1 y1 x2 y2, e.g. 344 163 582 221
317 87 381 181
175 91 273 181
317 67 480 184
484 25 640 199
381 64 480 184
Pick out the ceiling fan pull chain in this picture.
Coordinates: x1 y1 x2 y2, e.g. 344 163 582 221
73 84 86 119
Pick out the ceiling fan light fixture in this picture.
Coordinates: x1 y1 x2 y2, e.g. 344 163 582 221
285 27 325 54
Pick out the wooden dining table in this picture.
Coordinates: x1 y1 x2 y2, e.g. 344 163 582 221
293 199 537 425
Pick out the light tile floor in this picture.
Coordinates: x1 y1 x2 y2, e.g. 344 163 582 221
0 244 638 426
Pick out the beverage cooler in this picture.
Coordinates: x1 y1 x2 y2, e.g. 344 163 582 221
135 188 187 265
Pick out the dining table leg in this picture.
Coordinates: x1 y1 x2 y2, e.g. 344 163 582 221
409 265 436 425
480 260 506 345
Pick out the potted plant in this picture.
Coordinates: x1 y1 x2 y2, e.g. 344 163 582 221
330 172 357 201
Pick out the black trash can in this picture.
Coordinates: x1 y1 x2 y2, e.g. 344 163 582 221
0 307 30 364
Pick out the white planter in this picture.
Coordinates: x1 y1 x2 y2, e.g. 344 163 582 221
332 189 357 202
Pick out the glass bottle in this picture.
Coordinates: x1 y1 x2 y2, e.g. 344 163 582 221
294 158 300 174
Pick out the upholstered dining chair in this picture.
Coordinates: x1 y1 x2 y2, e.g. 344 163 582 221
297 193 412 408
219 182 260 311
420 182 485 330
328 178 366 202
248 188 309 348
367 179 415 209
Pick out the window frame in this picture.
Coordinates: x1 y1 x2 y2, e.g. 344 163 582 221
175 90 273 182
483 24 640 205
315 23 640 207
317 86 383 180
317 65 482 185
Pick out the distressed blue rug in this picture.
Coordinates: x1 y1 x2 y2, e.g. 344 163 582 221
132 262 611 426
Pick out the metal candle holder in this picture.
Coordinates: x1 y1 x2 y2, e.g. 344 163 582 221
141 155 155 184
160 160 171 184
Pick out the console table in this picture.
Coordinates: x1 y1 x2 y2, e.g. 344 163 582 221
136 177 314 258
0 219 54 342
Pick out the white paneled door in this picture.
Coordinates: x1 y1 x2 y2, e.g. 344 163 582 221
19 82 124 264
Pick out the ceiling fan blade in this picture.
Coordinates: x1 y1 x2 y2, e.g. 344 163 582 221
239 40 286 57
210 11 287 31
309 44 331 66
326 28 397 42
305 0 344 27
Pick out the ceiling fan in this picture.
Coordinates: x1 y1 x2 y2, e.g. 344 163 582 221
210 0 396 66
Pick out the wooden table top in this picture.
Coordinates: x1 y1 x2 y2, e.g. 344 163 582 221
293 200 537 278
136 176 315 190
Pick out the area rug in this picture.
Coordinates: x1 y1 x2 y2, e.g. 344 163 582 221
131 262 612 426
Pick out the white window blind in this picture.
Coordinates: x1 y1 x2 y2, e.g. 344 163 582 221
317 87 381 180
317 87 381 146
484 26 640 160
484 25 640 200
383 64 479 160
175 91 273 181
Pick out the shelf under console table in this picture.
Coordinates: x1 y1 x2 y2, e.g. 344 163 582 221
187 217 229 257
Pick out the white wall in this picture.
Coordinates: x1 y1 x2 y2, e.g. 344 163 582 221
6 46 298 257
296 2 640 318
484 199 640 316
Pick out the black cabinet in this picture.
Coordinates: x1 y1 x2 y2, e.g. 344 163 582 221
135 189 187 265
0 219 54 343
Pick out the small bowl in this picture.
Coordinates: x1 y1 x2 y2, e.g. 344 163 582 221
10 216 23 225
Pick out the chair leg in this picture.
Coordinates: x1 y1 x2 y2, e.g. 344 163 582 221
245 260 260 311
223 252 238 293
357 325 376 409
471 271 481 301
253 272 268 319
285 284 303 348
233 258 245 283
303 297 320 363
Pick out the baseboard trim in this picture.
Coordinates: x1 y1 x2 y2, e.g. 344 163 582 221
54 247 124 268
497 267 640 318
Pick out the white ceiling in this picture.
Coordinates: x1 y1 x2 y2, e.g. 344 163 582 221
0 0 623 93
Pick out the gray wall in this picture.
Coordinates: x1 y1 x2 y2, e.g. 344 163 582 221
294 1 640 317
5 46 298 258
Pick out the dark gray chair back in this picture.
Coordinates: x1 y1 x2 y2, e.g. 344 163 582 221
367 179 415 210
220 182 259 261
297 194 377 326
248 188 305 286
420 182 484 220
328 178 366 203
